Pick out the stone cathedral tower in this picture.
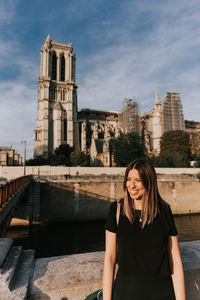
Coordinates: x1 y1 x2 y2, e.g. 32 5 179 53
34 35 78 158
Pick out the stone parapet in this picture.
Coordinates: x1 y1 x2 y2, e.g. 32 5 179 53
30 241 200 300
1 166 200 181
30 252 104 300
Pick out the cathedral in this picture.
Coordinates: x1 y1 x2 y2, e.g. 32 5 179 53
34 35 78 158
34 36 186 165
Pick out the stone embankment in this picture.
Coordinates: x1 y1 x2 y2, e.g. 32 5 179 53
0 238 35 300
0 238 199 300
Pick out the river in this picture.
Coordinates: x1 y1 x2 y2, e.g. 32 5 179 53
5 214 200 258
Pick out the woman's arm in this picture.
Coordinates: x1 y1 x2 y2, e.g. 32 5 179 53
103 230 117 300
168 235 186 300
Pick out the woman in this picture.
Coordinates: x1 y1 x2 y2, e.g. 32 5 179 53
103 159 186 300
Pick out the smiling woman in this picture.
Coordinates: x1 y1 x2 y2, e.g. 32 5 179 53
103 158 186 300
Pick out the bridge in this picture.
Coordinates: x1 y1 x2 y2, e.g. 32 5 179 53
0 176 31 237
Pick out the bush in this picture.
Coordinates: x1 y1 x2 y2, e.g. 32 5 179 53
110 132 147 167
194 155 200 168
151 153 190 168
70 150 90 166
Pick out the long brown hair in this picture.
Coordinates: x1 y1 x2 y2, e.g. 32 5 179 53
123 158 164 228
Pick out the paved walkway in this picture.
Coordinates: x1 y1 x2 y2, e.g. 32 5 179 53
30 240 200 300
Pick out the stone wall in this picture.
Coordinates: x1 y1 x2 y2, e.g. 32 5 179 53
30 174 200 224
1 166 200 219
1 165 200 181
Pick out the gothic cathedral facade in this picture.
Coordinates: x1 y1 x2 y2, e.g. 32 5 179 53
34 36 186 164
34 35 79 158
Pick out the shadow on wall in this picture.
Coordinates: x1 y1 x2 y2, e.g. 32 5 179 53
38 181 114 223
10 180 115 224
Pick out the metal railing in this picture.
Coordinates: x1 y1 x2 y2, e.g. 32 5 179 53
0 176 30 208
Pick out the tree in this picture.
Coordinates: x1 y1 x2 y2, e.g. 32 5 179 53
110 132 146 167
26 156 49 166
50 144 74 166
194 154 200 168
70 150 90 166
152 130 191 167
160 130 191 159
151 153 190 168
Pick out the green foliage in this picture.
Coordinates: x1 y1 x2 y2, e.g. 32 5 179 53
54 144 74 158
157 130 191 167
26 144 74 166
197 173 200 181
110 132 146 167
52 144 74 166
70 150 90 166
160 130 191 159
151 153 190 168
26 156 49 166
194 155 200 168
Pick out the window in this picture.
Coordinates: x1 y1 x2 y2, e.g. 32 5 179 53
61 55 65 81
62 89 65 101
52 53 57 80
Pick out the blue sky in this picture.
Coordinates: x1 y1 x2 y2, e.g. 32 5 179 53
0 0 200 159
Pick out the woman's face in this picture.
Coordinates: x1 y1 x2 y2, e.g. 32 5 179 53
126 168 145 201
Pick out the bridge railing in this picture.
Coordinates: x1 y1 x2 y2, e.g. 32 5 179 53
0 176 30 208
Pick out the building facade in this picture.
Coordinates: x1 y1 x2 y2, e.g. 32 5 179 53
34 37 191 165
0 147 22 166
185 120 200 159
34 35 78 158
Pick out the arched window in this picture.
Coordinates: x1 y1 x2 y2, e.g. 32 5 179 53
52 53 57 80
62 88 65 101
60 55 65 81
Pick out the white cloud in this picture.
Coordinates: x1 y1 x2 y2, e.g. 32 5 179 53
0 81 37 159
78 0 200 120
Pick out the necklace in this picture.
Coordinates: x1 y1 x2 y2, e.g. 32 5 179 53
136 210 142 223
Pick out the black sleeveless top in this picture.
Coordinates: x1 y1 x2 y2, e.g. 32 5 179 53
105 200 178 277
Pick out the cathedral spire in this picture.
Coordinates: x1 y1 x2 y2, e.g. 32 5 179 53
45 34 51 42
155 86 160 105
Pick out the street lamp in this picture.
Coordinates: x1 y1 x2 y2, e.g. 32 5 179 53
21 140 26 176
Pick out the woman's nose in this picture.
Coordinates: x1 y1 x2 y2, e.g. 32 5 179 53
130 180 136 188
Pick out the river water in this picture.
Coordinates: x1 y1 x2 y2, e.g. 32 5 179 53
5 214 200 258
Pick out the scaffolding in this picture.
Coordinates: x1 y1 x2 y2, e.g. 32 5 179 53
119 98 141 135
162 92 185 133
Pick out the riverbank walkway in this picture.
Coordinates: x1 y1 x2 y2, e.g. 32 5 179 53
0 238 199 299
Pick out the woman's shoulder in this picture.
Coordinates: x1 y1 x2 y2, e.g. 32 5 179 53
108 198 124 213
158 200 175 221
158 200 178 235
159 199 171 212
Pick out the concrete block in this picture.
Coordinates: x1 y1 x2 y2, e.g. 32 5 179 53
0 238 13 267
0 246 23 287
30 252 104 300
11 249 35 299
180 240 200 271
